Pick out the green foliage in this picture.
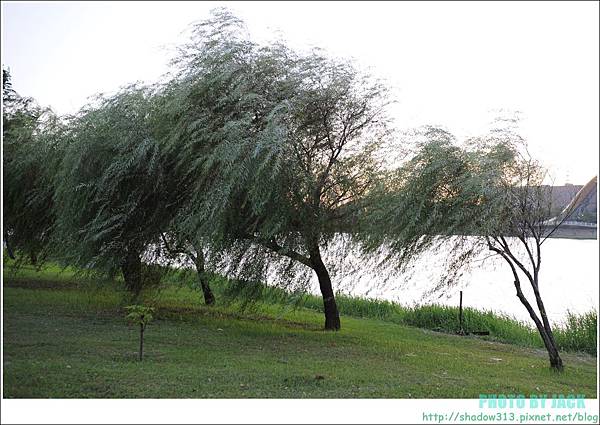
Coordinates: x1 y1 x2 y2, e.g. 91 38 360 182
125 305 155 328
160 9 394 307
361 126 511 270
359 119 560 287
52 86 178 285
2 67 65 265
5 11 395 324
554 311 598 355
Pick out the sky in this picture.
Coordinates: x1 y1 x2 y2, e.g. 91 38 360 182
2 1 599 185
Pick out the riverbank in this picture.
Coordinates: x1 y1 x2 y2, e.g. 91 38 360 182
195 272 598 355
313 237 598 325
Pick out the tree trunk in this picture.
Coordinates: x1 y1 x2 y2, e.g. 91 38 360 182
546 340 563 371
4 234 15 260
139 323 144 361
309 245 340 331
198 270 215 306
531 283 563 370
122 250 143 297
492 244 564 371
194 249 215 306
531 316 563 371
513 279 563 371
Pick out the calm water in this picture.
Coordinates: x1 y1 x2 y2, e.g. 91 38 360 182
167 237 597 326
318 238 599 325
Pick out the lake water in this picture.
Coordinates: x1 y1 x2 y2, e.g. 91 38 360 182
167 237 597 326
317 238 599 326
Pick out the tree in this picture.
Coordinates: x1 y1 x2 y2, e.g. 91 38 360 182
159 231 216 306
3 68 63 265
163 9 393 330
125 305 155 361
362 123 567 369
53 86 176 297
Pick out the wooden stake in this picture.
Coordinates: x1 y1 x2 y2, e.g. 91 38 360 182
459 290 464 335
139 323 144 361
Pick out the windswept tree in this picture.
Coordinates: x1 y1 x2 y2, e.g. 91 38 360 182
163 9 393 330
362 123 568 370
3 68 64 264
53 86 177 296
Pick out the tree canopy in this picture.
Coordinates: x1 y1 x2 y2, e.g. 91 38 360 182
3 68 64 265
158 9 394 329
52 86 177 295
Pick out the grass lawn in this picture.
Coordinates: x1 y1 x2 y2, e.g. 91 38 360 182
2 265 597 398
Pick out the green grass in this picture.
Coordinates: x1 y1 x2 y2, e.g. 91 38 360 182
172 269 597 355
5 260 598 355
2 262 597 398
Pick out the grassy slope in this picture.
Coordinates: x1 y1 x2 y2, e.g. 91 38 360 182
2 266 597 398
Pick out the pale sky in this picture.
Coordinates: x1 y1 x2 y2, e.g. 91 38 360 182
2 1 598 184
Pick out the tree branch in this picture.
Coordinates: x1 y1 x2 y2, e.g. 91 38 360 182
243 233 312 268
